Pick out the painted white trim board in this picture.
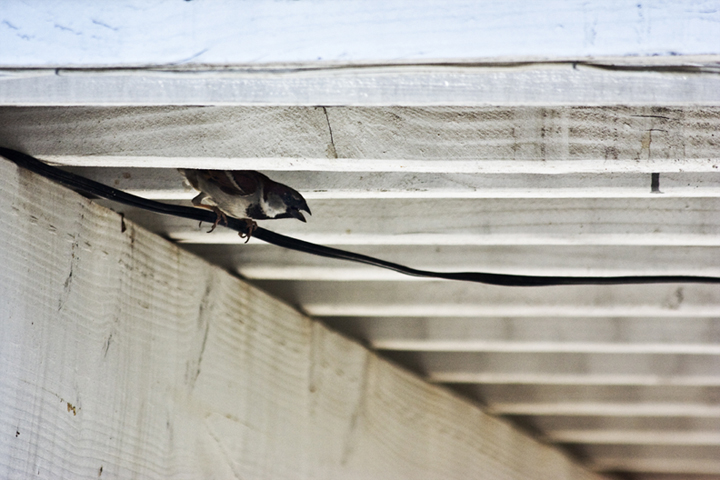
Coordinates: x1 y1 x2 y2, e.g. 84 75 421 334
2 1 720 66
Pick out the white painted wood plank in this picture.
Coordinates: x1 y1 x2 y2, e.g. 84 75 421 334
581 444 720 465
380 351 720 386
581 445 720 475
324 105 720 167
2 106 720 171
444 373 720 386
235 263 720 281
236 265 720 282
3 1 720 67
0 157 606 479
3 64 720 106
463 384 720 406
283 278 720 318
462 384 720 434
307 304 720 318
162 232 720 247
0 106 333 160
547 430 720 445
44 156 720 173
268 280 720 320
107 197 720 247
63 167 720 199
186 244 720 279
594 459 720 476
630 474 720 480
518 416 720 432
488 402 720 417
323 317 720 354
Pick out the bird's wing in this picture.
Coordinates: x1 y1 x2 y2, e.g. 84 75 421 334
178 169 199 189
203 170 260 197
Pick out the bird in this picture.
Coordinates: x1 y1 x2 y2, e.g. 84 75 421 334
179 169 311 240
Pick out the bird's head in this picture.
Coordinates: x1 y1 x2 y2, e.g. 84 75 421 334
264 183 312 222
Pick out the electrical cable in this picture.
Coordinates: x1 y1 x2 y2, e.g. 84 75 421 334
2 146 719 287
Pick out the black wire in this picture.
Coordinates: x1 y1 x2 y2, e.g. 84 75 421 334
2 146 719 287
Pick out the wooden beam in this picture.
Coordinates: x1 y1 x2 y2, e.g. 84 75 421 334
323 317 720 354
487 403 720 417
248 280 720 319
46 156 720 174
460 384 720 409
519 416 720 431
63 167 720 199
234 263 720 282
2 106 720 173
0 157 607 479
580 445 720 475
379 351 720 386
3 64 720 106
460 384 720 440
185 244 720 279
546 430 720 445
104 197 720 247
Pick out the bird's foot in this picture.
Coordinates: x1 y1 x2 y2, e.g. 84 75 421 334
238 219 258 243
205 207 228 233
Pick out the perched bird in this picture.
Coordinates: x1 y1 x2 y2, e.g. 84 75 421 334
179 169 311 240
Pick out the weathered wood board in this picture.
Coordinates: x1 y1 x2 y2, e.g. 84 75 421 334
1 106 720 172
3 65 720 106
0 158 606 478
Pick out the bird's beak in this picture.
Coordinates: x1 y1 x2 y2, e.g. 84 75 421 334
289 209 307 222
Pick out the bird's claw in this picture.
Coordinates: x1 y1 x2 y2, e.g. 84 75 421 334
238 219 258 243
204 208 228 233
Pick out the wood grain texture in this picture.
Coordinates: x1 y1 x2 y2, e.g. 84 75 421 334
548 430 720 446
99 196 720 248
518 416 720 432
59 167 720 199
323 316 720 354
462 384 720 406
0 157 606 479
581 444 720 475
3 64 720 106
254 280 720 319
380 350 720 386
491 403 720 417
184 244 720 279
460 384 720 425
2 106 720 171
